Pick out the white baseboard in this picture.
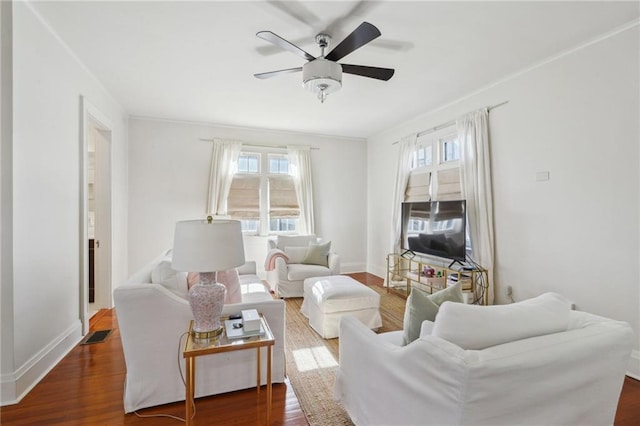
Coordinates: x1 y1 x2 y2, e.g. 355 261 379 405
1 320 83 406
627 350 640 380
340 262 367 274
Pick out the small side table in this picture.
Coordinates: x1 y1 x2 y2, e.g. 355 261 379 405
183 315 275 425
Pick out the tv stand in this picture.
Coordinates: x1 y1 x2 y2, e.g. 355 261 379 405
400 249 415 258
448 259 466 269
386 253 489 305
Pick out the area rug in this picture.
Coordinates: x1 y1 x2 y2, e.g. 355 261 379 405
284 282 406 425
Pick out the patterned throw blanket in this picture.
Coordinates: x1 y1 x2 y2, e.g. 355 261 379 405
264 249 290 271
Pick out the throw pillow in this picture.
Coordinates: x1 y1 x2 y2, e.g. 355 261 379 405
402 282 463 345
216 269 242 304
284 246 308 264
151 260 189 299
432 292 571 350
187 272 199 289
302 241 331 267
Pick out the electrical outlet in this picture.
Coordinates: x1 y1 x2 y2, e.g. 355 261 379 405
506 285 513 296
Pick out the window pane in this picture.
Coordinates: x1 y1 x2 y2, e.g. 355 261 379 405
269 218 298 232
238 153 260 173
238 156 248 172
240 220 259 233
412 145 432 169
269 158 279 173
269 156 289 174
442 138 460 162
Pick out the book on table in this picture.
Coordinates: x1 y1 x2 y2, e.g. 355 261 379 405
224 318 266 339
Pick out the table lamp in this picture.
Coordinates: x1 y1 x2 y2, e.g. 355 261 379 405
172 217 245 339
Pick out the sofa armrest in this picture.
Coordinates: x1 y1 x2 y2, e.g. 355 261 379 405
335 316 465 426
328 252 340 274
237 260 257 275
272 256 289 280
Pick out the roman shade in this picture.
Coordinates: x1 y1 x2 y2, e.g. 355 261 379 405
227 175 260 219
404 171 431 202
268 175 299 219
434 168 461 201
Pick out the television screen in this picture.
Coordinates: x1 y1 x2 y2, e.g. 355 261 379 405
401 200 467 261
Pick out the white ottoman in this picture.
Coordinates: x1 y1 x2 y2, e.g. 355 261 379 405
301 275 382 339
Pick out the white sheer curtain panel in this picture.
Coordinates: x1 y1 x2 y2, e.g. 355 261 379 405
287 145 315 235
390 134 417 254
457 108 495 304
207 139 242 216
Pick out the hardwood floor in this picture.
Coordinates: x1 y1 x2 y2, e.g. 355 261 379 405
0 309 306 425
1 273 639 425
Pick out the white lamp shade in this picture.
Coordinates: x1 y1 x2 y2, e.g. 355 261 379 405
171 219 245 272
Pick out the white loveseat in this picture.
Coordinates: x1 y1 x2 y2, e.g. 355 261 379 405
114 250 286 413
335 293 633 426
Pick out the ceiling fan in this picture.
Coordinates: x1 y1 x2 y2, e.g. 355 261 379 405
254 22 395 103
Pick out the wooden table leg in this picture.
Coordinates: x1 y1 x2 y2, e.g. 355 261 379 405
267 346 272 424
256 347 261 396
186 356 194 426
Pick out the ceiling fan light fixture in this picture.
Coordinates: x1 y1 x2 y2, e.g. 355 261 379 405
302 58 342 103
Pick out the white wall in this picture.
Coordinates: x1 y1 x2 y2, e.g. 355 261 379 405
367 25 640 376
127 118 367 279
2 2 128 404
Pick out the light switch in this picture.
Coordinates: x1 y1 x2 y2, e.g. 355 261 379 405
536 171 550 182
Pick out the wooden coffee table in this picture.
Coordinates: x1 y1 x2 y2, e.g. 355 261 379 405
183 315 275 425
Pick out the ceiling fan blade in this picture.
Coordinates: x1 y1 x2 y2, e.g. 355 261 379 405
254 67 303 80
256 31 316 62
341 64 395 81
267 1 321 28
325 22 381 62
324 1 378 36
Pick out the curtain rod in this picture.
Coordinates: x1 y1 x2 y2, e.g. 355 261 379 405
392 100 509 144
198 138 320 150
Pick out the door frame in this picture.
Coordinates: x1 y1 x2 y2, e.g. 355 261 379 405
79 96 113 335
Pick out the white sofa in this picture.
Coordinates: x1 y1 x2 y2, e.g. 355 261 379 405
335 294 633 426
114 250 286 413
266 235 340 298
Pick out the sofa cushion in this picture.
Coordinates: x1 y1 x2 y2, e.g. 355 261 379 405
239 282 274 303
276 234 316 250
432 292 572 349
150 260 189 299
284 246 308 264
286 263 332 281
403 282 463 345
303 241 331 267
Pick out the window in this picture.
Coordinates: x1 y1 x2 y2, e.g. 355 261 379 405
227 149 299 235
412 145 433 168
237 153 259 173
407 131 461 202
269 155 289 174
441 135 460 163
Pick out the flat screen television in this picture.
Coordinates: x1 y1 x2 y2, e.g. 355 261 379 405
401 200 467 262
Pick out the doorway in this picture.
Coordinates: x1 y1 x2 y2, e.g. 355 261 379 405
87 123 111 316
80 97 112 335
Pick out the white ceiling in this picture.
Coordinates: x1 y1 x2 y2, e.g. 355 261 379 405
30 1 639 139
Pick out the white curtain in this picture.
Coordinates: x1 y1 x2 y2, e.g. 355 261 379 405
390 134 418 254
457 108 495 304
287 145 315 235
207 139 242 216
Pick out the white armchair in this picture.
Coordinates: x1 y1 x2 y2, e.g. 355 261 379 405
335 294 633 426
266 235 340 298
